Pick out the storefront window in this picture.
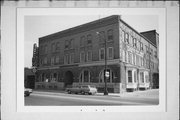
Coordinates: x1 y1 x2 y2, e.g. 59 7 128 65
128 70 132 83
134 71 137 83
140 72 144 83
79 70 90 83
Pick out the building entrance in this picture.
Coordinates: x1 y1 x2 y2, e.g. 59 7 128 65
64 71 74 88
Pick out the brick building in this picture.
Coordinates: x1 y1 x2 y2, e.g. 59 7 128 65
34 15 159 93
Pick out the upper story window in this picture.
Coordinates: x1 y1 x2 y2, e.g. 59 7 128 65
56 42 60 51
51 43 56 53
125 33 129 44
69 38 74 49
128 51 132 64
51 56 55 65
133 38 137 48
64 54 69 64
87 34 92 45
99 48 105 60
122 30 125 42
80 36 85 47
146 45 149 54
44 57 48 65
129 35 133 45
154 51 157 58
107 47 113 59
107 29 113 41
65 40 69 49
55 56 59 64
99 31 105 43
87 51 92 61
45 45 48 54
140 42 143 51
80 51 85 63
70 53 74 64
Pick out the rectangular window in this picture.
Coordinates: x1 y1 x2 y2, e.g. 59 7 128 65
133 53 136 65
128 70 132 83
128 51 132 64
51 56 54 65
56 42 60 51
140 42 143 51
87 51 92 61
87 34 92 45
44 45 48 54
64 54 69 64
107 29 113 41
70 53 74 64
122 50 125 62
55 56 59 64
99 48 105 60
69 38 74 49
134 71 136 83
80 36 85 47
122 30 125 42
133 38 137 48
129 35 132 45
80 52 85 63
136 55 139 66
65 40 69 49
107 47 113 59
44 57 47 65
140 72 144 83
154 51 157 58
146 45 149 54
125 33 129 43
51 43 55 53
99 31 105 43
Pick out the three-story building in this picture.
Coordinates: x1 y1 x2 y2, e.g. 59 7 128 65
34 15 159 93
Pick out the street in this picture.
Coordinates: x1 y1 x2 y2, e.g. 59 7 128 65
25 91 159 106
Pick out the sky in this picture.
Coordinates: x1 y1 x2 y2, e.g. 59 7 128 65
24 15 158 68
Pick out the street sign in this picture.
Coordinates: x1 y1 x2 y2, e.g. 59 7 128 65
105 71 110 78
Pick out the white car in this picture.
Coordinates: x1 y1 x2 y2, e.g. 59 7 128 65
26 88 33 93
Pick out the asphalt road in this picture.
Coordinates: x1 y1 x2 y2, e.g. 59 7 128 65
25 91 159 106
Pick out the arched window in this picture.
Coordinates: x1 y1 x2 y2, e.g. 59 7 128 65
79 70 91 83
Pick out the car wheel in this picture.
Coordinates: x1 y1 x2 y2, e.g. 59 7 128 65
88 93 92 95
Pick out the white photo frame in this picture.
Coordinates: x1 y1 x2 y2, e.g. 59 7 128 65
1 1 179 120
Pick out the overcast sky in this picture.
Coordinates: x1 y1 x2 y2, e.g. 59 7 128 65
24 15 158 68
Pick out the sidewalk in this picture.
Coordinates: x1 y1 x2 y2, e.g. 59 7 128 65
33 89 159 99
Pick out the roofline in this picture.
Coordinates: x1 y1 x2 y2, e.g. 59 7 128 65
119 18 157 48
39 15 120 42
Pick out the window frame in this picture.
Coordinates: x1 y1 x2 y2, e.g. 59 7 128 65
107 47 114 60
107 29 113 41
99 48 105 60
80 51 85 63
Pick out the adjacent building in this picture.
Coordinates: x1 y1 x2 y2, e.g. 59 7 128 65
33 15 159 93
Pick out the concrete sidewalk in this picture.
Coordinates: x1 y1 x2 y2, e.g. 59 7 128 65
33 89 159 99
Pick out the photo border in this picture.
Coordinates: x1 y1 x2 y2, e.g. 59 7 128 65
17 7 166 112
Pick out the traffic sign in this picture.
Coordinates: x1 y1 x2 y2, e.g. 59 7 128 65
105 71 110 77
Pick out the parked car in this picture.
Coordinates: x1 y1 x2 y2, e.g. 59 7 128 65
24 88 32 97
26 88 33 93
66 85 97 95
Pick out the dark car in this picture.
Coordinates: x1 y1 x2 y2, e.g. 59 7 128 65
24 88 31 97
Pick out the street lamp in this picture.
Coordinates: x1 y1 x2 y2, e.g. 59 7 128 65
104 35 108 95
